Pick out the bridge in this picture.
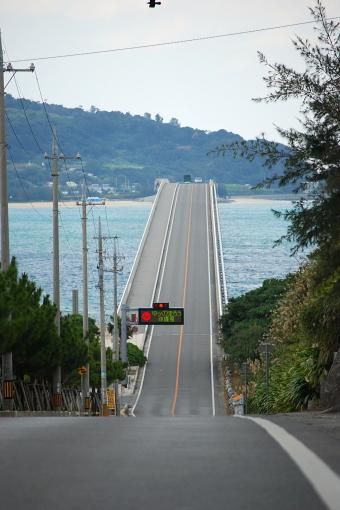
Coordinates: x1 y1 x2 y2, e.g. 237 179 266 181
120 181 226 416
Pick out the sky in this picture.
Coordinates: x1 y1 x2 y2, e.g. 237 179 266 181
2 0 339 142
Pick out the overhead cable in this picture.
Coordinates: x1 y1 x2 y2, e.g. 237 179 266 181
6 17 340 63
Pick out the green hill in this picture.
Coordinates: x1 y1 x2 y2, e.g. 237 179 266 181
5 94 283 200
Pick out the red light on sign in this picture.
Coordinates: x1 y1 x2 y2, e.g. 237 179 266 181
153 302 169 309
141 311 152 322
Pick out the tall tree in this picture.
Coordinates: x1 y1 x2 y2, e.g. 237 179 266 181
214 1 340 255
0 258 60 379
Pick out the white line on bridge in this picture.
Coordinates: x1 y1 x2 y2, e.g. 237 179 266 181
206 185 216 417
238 416 340 510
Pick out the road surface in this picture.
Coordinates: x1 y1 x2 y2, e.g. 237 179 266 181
1 415 340 509
134 183 223 416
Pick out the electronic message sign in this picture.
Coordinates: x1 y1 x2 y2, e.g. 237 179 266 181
138 307 184 325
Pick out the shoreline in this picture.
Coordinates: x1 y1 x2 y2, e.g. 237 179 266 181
8 199 154 209
8 194 297 209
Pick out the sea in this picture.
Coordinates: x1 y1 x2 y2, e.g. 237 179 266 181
7 199 305 322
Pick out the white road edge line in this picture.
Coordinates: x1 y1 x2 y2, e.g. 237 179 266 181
132 184 180 416
237 416 340 510
206 185 216 417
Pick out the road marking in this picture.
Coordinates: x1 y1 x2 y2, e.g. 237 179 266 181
239 416 340 510
171 186 194 416
206 186 216 417
132 185 179 416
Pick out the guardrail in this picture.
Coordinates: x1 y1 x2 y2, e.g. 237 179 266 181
209 181 228 317
118 182 165 312
0 380 102 415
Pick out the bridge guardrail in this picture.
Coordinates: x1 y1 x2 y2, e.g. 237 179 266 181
118 181 165 312
209 181 228 317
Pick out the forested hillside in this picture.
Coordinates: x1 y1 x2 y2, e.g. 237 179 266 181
5 94 282 200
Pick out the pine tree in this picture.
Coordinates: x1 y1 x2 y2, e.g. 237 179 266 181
214 1 340 254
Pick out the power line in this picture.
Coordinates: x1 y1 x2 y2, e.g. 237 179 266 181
12 75 45 154
5 110 32 159
5 63 83 254
7 147 46 219
34 71 59 146
6 17 340 63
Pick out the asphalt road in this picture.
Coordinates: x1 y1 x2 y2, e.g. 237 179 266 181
134 183 222 416
1 415 339 510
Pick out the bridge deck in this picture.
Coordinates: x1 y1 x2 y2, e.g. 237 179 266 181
125 183 224 416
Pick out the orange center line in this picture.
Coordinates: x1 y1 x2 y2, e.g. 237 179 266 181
171 186 194 416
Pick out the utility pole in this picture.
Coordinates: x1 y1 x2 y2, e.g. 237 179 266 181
77 189 104 411
120 304 128 365
243 362 248 415
97 218 107 415
105 235 124 415
45 138 80 409
76 184 90 412
113 236 122 362
44 132 62 408
0 33 34 410
113 237 124 415
51 133 61 405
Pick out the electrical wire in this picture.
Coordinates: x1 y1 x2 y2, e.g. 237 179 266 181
6 17 340 63
34 72 62 149
7 147 46 219
5 110 33 159
12 75 46 154
5 49 106 322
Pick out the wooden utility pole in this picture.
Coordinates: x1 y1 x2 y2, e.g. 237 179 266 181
0 31 34 410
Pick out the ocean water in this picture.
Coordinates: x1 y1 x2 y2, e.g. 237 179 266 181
9 203 151 323
218 200 305 298
7 199 303 321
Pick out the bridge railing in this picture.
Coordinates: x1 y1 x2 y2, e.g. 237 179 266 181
118 181 166 312
209 181 228 317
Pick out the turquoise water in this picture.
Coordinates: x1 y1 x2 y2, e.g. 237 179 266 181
9 204 151 322
218 200 304 298
7 199 302 320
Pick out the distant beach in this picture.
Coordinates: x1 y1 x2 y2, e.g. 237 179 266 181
229 195 295 205
9 194 296 209
9 199 153 209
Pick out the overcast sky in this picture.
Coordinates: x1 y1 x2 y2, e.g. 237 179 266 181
2 0 339 141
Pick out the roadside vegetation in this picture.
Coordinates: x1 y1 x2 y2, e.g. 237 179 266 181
218 2 340 412
0 258 146 388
